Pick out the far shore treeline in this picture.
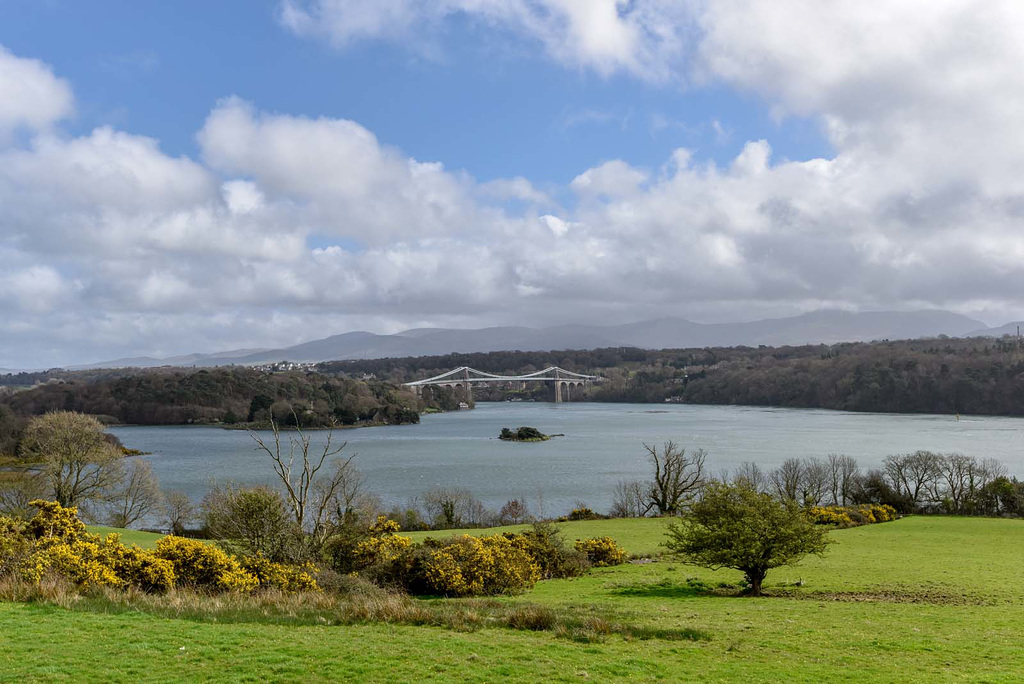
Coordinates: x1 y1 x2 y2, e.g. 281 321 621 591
5 335 1024 456
321 335 1024 415
0 368 435 455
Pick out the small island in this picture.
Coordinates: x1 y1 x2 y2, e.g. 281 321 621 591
499 426 552 442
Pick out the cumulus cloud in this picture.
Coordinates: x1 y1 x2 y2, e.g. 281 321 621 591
6 3 1024 367
0 45 74 140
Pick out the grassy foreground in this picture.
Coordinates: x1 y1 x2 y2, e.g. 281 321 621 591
4 516 1022 682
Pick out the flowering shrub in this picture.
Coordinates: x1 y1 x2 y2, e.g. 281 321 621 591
239 554 318 593
807 506 854 527
354 532 412 567
420 534 539 596
153 536 258 593
98 535 176 592
808 504 898 527
3 501 321 595
21 538 121 588
26 499 88 542
573 537 628 567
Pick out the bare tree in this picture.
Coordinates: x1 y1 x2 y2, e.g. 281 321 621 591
251 417 356 545
19 411 124 508
802 457 829 506
611 479 650 517
0 470 47 519
770 458 805 502
320 457 367 527
937 453 973 513
644 442 707 515
106 458 163 529
162 490 196 536
885 451 941 508
732 462 767 493
422 487 491 528
499 498 530 524
825 454 859 505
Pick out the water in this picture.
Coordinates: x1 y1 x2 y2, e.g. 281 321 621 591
110 403 1024 517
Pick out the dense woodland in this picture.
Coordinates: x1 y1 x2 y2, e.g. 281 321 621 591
320 336 1024 415
0 368 424 456
5 335 1024 458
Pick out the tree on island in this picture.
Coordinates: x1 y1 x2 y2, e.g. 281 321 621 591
664 482 831 596
499 427 549 442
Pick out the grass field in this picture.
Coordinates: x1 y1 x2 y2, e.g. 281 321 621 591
85 526 163 549
5 516 1023 682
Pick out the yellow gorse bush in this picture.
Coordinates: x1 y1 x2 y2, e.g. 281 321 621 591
422 534 539 597
808 504 898 527
239 554 319 593
153 536 259 592
574 537 628 567
808 506 855 526
1 501 319 596
353 516 413 568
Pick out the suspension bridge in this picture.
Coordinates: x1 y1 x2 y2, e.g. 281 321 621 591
403 366 598 403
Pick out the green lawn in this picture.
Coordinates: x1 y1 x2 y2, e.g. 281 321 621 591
85 526 163 549
4 516 1022 682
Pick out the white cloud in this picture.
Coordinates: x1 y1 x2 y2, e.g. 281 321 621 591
278 0 693 81
9 3 1024 368
0 45 74 140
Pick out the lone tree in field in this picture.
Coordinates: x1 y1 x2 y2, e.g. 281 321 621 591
664 482 831 596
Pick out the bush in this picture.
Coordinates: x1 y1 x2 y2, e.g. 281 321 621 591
153 536 258 592
420 534 539 597
563 507 604 521
807 506 854 527
515 523 590 579
201 485 300 562
100 535 176 593
238 554 318 593
352 516 413 569
807 504 897 527
574 537 627 567
3 501 326 596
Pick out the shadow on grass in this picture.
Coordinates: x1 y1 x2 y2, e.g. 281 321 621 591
609 579 743 599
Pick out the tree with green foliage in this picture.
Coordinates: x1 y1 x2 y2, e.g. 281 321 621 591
664 482 831 596
19 411 124 508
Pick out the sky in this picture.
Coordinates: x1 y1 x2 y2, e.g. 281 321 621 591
2 1 1024 369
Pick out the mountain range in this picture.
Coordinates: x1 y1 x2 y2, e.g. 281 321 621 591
64 309 1023 371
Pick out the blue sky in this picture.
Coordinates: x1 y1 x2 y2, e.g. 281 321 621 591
2 1 1023 368
2 1 830 186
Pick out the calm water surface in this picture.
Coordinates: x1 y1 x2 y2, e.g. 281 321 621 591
110 403 1024 516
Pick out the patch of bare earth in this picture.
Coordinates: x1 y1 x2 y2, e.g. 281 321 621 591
769 588 991 606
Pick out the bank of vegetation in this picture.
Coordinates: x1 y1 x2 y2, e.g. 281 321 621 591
0 367 430 458
321 335 1024 416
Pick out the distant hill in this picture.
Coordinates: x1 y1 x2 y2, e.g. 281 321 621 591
973 321 1024 338
73 309 990 369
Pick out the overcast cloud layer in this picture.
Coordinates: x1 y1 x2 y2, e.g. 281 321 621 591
4 1 1024 368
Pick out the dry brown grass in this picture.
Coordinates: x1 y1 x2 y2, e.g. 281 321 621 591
0 573 710 642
